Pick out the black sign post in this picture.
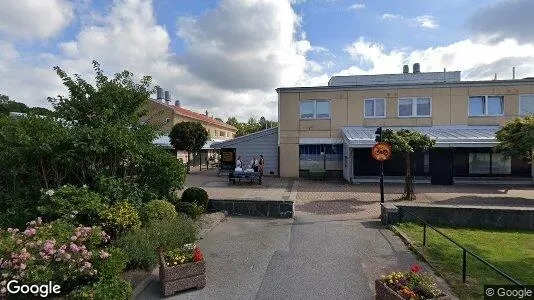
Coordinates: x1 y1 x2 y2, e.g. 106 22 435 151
375 127 385 203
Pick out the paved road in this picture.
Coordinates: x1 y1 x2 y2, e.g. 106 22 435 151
136 205 448 300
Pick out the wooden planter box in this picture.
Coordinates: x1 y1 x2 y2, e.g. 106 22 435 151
159 252 206 297
375 280 449 300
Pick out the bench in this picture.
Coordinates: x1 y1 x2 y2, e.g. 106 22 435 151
229 171 262 185
308 169 326 180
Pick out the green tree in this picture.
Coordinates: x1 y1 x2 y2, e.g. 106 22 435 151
381 129 435 200
495 116 534 163
226 116 277 137
0 61 187 228
169 122 209 173
0 94 53 117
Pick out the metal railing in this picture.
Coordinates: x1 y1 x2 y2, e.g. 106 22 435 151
399 209 525 287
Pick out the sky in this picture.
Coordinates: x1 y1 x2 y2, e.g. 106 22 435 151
1 0 534 121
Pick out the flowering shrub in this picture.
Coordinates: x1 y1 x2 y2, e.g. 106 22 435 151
163 243 204 268
380 264 443 299
99 201 141 236
140 200 177 224
0 218 113 296
37 185 107 226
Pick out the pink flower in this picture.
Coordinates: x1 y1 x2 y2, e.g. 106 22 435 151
83 262 92 269
23 228 36 237
19 263 26 270
69 243 79 252
99 250 110 259
70 236 77 241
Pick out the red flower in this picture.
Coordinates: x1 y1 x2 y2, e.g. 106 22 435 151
193 246 203 262
411 264 421 273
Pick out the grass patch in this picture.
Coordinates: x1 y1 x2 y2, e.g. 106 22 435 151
397 223 534 299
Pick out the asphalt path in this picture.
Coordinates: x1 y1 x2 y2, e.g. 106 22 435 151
136 206 439 300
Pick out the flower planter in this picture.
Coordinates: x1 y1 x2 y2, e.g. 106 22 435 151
158 252 206 297
375 280 450 300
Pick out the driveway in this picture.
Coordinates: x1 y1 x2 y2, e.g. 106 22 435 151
136 203 454 299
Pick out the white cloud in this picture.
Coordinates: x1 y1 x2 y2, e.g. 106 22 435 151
381 13 402 20
416 15 439 29
0 0 328 122
0 0 74 39
381 13 439 29
338 38 534 80
348 3 365 10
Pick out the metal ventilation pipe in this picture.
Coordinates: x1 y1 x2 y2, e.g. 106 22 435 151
403 65 409 74
413 63 421 74
164 91 171 104
175 100 180 107
156 87 164 100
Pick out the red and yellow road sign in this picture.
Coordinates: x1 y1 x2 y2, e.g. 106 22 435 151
371 142 392 162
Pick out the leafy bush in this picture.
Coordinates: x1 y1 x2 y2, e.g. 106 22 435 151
38 185 107 225
140 200 178 224
114 215 197 270
0 218 112 296
92 247 128 280
68 278 132 300
175 202 205 220
96 176 157 208
181 187 209 209
100 201 141 237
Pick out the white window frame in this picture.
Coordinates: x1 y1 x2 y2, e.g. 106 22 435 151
364 98 386 118
468 95 505 117
300 100 331 119
519 94 534 116
397 97 432 117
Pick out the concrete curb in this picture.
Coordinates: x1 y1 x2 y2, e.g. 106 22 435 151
131 212 228 300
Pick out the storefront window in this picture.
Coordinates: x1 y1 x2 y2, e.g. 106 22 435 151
468 152 511 175
299 144 342 171
469 153 490 174
491 153 511 174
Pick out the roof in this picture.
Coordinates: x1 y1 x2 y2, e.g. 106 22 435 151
211 127 278 148
341 126 500 148
153 135 225 150
150 99 237 131
276 78 534 93
328 71 461 86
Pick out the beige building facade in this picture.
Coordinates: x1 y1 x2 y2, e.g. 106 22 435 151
277 68 534 184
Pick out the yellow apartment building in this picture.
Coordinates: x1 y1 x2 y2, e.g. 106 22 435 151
147 88 237 165
276 64 534 184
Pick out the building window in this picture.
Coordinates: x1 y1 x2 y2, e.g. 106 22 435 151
519 94 534 116
300 100 331 119
468 96 504 116
299 144 342 171
220 131 225 137
364 98 386 118
469 152 511 175
397 97 431 117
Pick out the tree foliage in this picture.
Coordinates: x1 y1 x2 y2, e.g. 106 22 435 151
169 121 209 172
495 116 534 161
0 61 186 228
0 94 53 117
381 129 435 200
226 116 277 137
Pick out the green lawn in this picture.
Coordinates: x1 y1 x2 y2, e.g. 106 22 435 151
396 223 534 300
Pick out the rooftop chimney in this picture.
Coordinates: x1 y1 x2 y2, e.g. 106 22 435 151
413 63 421 74
164 91 171 104
156 87 164 100
174 100 180 107
205 110 209 116
403 65 409 74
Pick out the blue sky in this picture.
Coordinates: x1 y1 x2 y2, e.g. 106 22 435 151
1 0 534 121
